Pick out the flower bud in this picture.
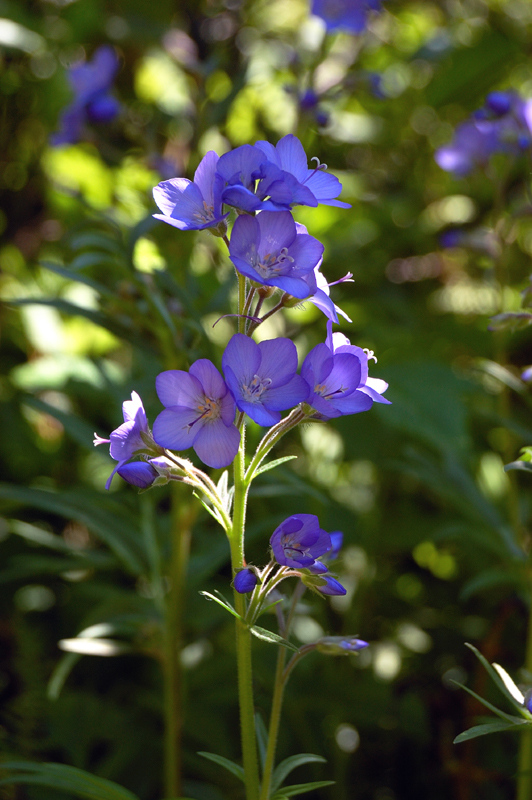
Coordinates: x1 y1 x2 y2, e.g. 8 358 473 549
281 292 302 308
234 568 258 594
316 636 369 655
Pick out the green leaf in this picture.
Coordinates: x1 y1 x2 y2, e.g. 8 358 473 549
22 394 96 449
197 752 244 782
249 625 299 652
0 484 145 574
69 251 123 271
505 460 532 473
8 298 152 352
199 591 242 621
192 492 224 527
253 456 298 478
47 652 82 701
39 261 113 297
271 780 335 798
451 681 522 723
271 754 327 794
0 762 139 800
460 569 520 600
68 232 124 254
454 719 530 743
465 643 532 716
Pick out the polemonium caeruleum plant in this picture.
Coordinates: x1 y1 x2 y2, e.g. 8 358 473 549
94 134 388 800
436 90 532 800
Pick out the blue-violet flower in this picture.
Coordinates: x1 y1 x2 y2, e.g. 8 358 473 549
152 360 240 469
301 321 389 419
222 334 309 426
229 210 324 298
153 151 229 232
270 514 332 569
94 391 153 490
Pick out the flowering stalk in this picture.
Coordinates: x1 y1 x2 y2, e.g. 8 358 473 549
259 582 305 800
163 487 196 798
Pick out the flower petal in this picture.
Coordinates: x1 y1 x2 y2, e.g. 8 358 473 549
256 211 296 256
190 359 227 400
276 134 309 182
257 338 298 387
193 151 219 207
156 370 203 409
263 374 309 410
222 334 261 387
194 419 240 468
152 407 200 450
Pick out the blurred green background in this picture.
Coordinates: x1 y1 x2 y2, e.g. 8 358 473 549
3 0 532 798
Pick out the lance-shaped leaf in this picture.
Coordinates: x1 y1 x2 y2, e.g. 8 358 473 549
252 455 298 479
199 591 242 621
271 780 335 798
0 762 140 800
454 719 530 744
249 625 299 652
271 754 327 794
466 643 532 717
197 752 244 782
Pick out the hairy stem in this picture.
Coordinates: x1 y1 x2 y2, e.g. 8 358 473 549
231 425 260 800
260 583 306 800
163 485 195 799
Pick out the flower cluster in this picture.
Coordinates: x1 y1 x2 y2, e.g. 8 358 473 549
435 91 532 176
96 133 389 486
51 46 121 146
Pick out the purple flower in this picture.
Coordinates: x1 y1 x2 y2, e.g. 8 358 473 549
301 321 389 419
270 514 332 569
317 636 369 654
328 531 343 560
308 531 343 574
217 144 276 213
311 0 381 34
254 134 351 209
152 360 240 469
316 575 347 595
228 211 324 298
51 46 120 146
94 391 153 490
117 460 159 489
222 334 309 426
522 366 532 383
234 569 259 593
153 151 229 232
435 92 532 176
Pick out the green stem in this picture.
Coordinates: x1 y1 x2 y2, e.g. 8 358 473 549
260 647 287 800
518 589 532 800
231 424 260 800
163 484 195 799
259 583 305 800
